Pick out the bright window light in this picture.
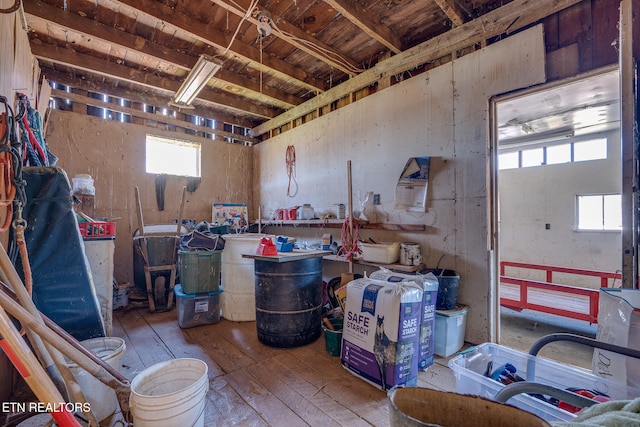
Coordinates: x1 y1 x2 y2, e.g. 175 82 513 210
546 143 571 165
498 152 519 170
577 194 621 231
574 138 607 162
146 135 201 177
521 147 544 167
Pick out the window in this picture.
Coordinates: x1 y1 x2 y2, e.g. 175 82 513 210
498 137 608 170
498 152 519 170
574 138 607 162
521 147 544 167
577 194 621 231
146 135 201 177
546 143 571 165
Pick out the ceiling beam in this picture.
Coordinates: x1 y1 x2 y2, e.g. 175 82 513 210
49 88 259 145
251 0 584 137
24 1 300 110
433 0 466 27
323 0 405 54
31 43 279 120
211 0 362 75
114 0 327 93
40 67 258 128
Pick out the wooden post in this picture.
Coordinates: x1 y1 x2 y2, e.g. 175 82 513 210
347 160 354 273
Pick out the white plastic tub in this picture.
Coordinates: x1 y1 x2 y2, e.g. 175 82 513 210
360 242 400 264
448 343 635 422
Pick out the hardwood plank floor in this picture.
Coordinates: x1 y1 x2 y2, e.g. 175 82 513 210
6 304 599 426
112 307 458 426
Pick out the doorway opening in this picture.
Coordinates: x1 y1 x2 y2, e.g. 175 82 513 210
491 68 621 368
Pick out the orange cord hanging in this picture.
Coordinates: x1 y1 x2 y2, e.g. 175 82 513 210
339 217 361 260
286 145 298 197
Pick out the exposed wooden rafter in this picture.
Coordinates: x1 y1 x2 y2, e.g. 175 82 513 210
31 43 278 119
251 0 585 137
114 0 327 93
210 0 362 75
49 89 259 145
40 67 257 128
323 0 405 54
433 0 467 27
24 1 299 111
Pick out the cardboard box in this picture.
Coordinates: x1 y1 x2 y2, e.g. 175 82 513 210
341 277 422 390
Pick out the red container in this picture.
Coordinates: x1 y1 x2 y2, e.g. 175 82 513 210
78 221 116 238
283 207 298 220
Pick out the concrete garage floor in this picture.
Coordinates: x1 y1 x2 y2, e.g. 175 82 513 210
499 307 598 370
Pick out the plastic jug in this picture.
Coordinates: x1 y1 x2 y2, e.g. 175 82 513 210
72 174 95 195
297 204 314 220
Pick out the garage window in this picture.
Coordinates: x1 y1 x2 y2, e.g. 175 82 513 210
577 194 621 231
146 135 201 177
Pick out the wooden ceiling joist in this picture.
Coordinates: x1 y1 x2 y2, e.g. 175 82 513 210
211 0 363 75
32 43 278 120
49 89 259 145
114 0 328 93
323 0 405 54
24 0 299 111
251 0 585 137
41 67 257 128
433 0 467 27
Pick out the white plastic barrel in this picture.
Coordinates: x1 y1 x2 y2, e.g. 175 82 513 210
67 337 126 422
221 234 270 321
130 358 209 427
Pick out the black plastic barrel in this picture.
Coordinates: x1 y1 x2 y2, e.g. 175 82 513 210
421 268 459 310
254 257 323 348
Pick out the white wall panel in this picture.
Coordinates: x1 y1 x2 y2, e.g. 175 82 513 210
255 25 546 344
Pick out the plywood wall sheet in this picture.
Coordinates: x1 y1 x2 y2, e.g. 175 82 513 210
452 25 545 199
45 110 252 283
254 62 456 225
255 24 547 345
12 16 38 101
451 25 546 343
0 1 16 101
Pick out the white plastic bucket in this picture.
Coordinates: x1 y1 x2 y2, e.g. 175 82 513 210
221 234 270 321
67 337 126 422
130 358 209 427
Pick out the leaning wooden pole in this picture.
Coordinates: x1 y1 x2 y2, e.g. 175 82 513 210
0 244 101 425
347 160 354 273
0 303 81 427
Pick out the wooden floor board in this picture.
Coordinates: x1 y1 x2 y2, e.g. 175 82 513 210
114 309 175 369
246 358 342 427
207 376 268 426
225 368 309 426
111 307 459 426
140 309 227 378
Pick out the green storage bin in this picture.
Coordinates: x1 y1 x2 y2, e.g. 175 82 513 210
178 250 222 294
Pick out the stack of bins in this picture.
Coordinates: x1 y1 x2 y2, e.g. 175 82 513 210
175 250 223 328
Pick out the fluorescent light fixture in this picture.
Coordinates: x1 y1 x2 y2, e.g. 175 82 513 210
170 55 222 108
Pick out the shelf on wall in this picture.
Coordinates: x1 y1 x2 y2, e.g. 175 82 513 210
256 219 426 231
323 254 424 273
